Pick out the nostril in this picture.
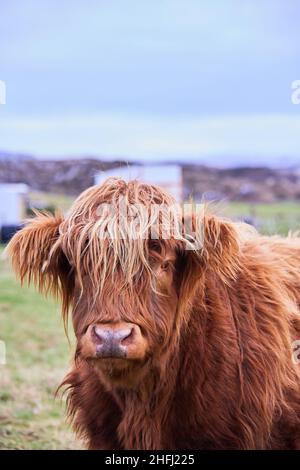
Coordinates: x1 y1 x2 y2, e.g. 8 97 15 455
115 328 133 343
93 326 107 344
92 326 134 345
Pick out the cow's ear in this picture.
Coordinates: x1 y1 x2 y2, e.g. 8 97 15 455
200 214 241 282
5 211 70 297
180 213 241 289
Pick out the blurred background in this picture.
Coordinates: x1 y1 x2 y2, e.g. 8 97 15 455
0 0 300 449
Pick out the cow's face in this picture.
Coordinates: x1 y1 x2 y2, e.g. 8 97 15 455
71 240 186 388
7 179 241 389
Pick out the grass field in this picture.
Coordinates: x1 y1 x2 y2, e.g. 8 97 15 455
1 198 300 449
226 201 300 235
0 247 82 450
29 191 75 213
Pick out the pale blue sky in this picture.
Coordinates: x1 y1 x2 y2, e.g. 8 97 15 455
0 0 300 165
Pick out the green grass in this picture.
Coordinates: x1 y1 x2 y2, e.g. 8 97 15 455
29 191 75 213
225 201 300 235
0 247 82 450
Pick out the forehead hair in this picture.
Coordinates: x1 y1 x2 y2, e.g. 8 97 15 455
57 178 191 297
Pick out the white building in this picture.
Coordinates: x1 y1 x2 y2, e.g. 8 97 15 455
95 165 183 202
0 183 28 227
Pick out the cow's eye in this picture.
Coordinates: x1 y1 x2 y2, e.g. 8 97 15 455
161 261 171 271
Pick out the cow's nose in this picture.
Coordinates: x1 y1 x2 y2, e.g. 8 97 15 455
92 325 133 358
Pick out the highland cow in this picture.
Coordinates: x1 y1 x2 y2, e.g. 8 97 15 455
6 178 300 449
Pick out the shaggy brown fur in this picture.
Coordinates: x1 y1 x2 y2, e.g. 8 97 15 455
6 178 300 449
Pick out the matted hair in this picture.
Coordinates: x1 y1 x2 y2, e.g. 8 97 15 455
9 179 300 449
